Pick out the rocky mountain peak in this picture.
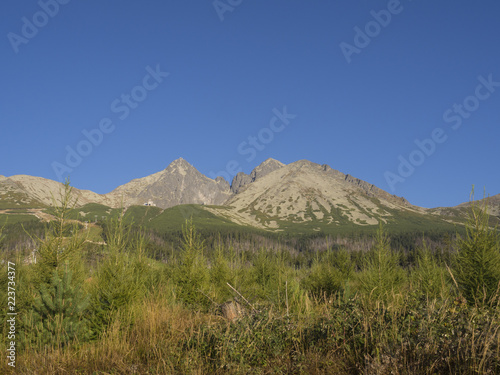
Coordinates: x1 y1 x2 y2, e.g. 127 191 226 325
105 158 232 208
165 157 196 175
220 158 422 230
250 158 285 181
230 158 285 194
230 172 253 194
215 176 230 191
259 158 283 167
289 159 320 168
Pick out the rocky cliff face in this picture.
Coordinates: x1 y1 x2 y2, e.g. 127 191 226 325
107 158 232 208
319 163 409 206
250 158 285 181
230 158 285 194
230 172 252 194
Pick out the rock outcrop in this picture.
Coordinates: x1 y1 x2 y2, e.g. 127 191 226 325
107 158 232 208
230 158 285 194
230 172 252 194
250 158 285 181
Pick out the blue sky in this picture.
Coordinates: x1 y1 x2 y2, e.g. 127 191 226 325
1 0 499 208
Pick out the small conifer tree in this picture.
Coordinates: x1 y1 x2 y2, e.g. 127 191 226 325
88 215 147 337
209 239 235 302
27 267 90 348
453 191 500 305
20 180 90 347
303 247 353 298
411 239 448 299
171 219 209 307
32 179 86 285
358 223 405 301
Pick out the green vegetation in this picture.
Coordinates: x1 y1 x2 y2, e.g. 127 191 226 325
357 224 406 302
148 204 250 233
452 196 500 306
1 186 500 374
0 214 38 226
1 190 467 240
0 191 45 209
122 205 162 226
23 268 91 348
55 202 122 222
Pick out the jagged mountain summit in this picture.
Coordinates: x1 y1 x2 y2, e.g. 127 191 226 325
231 158 285 194
107 158 232 208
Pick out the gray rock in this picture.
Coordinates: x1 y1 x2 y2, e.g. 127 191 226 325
110 158 232 208
215 176 230 191
250 158 284 181
230 158 285 194
344 174 409 206
321 163 346 179
231 172 252 194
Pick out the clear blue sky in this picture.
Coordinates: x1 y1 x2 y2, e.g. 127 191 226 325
1 0 499 208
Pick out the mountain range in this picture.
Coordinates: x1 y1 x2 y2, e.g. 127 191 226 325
1 158 498 232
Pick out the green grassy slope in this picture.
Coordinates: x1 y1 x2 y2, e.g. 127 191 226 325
0 213 39 226
0 199 469 239
0 191 45 209
147 204 251 233
60 203 123 222
235 197 464 237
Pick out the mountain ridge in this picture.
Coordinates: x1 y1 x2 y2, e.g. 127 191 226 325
214 159 422 230
1 158 498 231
